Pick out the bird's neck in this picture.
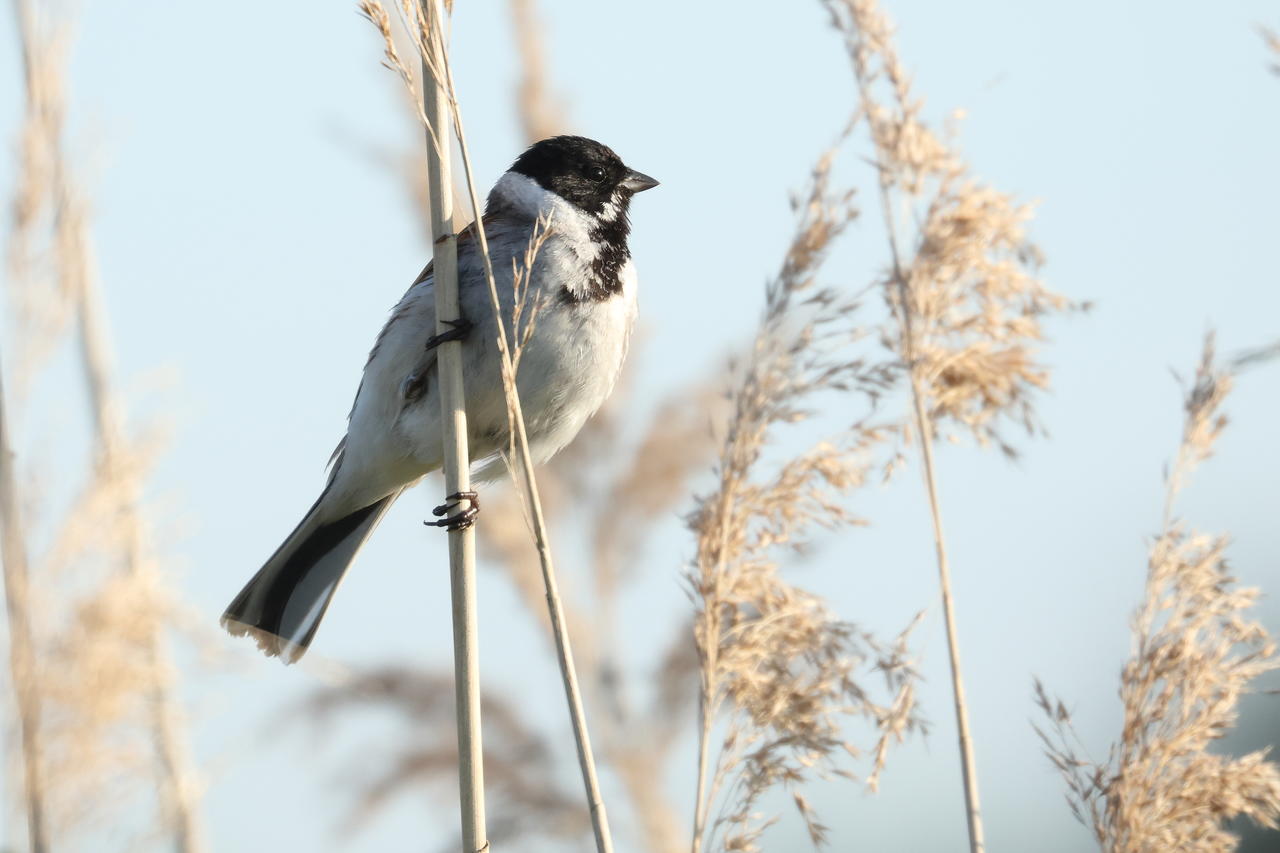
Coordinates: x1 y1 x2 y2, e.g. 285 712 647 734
486 172 632 303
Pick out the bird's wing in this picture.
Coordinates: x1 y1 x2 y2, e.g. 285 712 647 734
325 262 436 479
327 215 499 478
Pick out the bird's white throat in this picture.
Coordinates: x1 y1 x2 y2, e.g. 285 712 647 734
490 172 601 249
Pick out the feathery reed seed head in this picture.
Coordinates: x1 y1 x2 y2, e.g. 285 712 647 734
1035 334 1280 853
688 150 921 852
826 0 1077 457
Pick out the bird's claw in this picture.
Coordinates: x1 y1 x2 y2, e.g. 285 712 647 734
425 317 473 351
427 490 480 531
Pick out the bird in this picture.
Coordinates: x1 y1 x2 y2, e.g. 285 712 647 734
221 135 658 663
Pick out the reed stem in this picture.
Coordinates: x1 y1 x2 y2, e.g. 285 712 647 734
0 357 47 853
877 178 986 853
59 123 206 853
905 375 985 853
420 0 487 847
429 38 616 853
449 117 617 853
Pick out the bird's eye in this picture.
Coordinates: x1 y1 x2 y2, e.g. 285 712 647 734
586 165 606 182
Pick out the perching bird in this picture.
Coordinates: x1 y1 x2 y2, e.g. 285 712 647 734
222 136 657 663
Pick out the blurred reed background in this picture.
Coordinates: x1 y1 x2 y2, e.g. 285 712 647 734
2 1 1278 852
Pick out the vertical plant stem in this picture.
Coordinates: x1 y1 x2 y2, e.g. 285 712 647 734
690 490 733 853
420 2 487 848
877 175 985 849
689 672 714 853
905 376 984 853
505 408 613 853
5 3 50 848
41 45 204 834
68 231 205 853
0 358 47 853
428 36 614 853
454 136 615 853
886 184 985 853
865 56 983 840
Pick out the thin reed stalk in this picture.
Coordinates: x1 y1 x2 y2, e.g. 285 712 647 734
67 205 204 853
417 0 487 848
0 358 47 853
873 109 984 853
9 0 204 843
859 58 986 853
822 3 1079 848
3 3 52 848
446 79 617 853
361 3 618 847
902 347 984 853
409 4 616 849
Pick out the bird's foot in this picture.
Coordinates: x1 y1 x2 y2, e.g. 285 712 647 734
427 490 480 531
425 317 473 351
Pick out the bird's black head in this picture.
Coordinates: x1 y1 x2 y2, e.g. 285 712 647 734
508 135 658 216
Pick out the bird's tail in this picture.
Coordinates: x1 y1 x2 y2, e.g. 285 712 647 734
221 490 400 663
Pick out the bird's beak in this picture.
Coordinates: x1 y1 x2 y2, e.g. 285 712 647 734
621 170 659 193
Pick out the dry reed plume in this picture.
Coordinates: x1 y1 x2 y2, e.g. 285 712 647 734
821 1 1078 848
2 1 204 849
687 149 922 853
1035 334 1280 853
824 0 1075 453
0 346 45 853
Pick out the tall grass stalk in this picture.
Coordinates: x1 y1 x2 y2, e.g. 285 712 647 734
902 366 983 851
0 359 46 853
444 62 617 853
415 0 488 848
842 20 986 849
5 1 205 847
2 13 46 853
873 88 986 853
823 2 1078 848
362 1 616 848
70 146 205 853
61 79 205 853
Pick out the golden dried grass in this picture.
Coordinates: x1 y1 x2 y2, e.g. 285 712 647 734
2 2 205 848
825 0 1077 457
687 150 922 853
818 3 1080 848
1035 335 1280 853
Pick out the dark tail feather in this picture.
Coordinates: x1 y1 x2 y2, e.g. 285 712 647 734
222 492 398 663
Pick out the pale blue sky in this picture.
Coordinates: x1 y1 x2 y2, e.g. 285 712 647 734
2 1 1279 851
